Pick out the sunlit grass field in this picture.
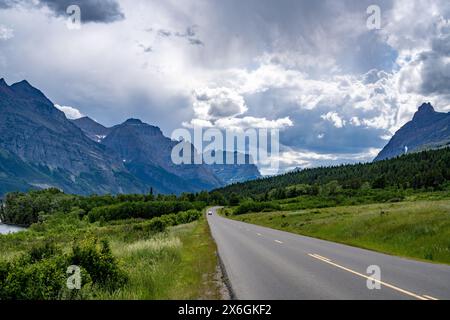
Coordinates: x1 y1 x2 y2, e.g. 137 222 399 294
228 200 450 265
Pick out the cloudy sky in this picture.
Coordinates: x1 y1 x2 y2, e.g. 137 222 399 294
1 0 450 174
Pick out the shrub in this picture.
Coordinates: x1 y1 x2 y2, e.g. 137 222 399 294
387 197 403 203
1 189 79 226
234 201 281 215
0 238 129 300
69 238 127 291
0 242 71 300
87 201 200 222
228 193 241 206
28 242 60 263
145 210 202 232
148 218 166 233
0 255 68 300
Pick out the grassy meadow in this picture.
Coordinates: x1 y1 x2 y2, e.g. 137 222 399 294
226 198 450 265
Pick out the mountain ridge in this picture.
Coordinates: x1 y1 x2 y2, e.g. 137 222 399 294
101 117 223 194
71 116 111 142
374 103 450 161
0 79 146 195
72 117 261 189
0 78 261 196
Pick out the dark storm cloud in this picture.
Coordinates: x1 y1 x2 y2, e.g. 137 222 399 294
0 0 124 23
432 34 450 55
41 0 124 23
0 0 19 8
416 28 450 96
418 52 450 96
188 0 396 73
281 111 387 155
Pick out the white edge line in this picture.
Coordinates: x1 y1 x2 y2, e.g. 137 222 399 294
423 295 439 301
308 253 429 301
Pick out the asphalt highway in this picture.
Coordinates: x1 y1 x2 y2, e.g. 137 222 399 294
207 207 450 300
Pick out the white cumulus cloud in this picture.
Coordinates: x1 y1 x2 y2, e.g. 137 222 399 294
321 112 346 128
55 104 85 120
193 87 248 120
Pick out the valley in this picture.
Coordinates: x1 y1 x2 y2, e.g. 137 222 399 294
3 0 450 308
1 81 450 301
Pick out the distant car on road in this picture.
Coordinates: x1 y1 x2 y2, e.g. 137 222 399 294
208 211 213 215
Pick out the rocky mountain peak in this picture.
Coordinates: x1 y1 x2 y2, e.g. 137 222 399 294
72 116 107 130
0 78 12 96
123 118 144 125
413 102 436 119
116 118 163 137
1 79 261 195
375 103 450 161
0 79 148 195
11 80 35 91
71 117 111 142
418 102 435 112
10 80 49 101
411 103 442 126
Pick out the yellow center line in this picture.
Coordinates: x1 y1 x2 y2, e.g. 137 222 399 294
308 253 429 301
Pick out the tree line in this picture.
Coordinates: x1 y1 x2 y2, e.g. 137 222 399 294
215 147 450 201
0 188 219 226
2 147 449 226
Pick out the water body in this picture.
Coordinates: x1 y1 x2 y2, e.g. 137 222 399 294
0 223 25 235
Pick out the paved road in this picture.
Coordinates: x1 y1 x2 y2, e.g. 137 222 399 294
207 207 450 300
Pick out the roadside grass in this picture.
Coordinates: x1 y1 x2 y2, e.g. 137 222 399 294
0 214 222 300
224 189 450 217
274 189 450 212
100 235 183 299
167 219 222 300
230 200 450 265
97 218 222 300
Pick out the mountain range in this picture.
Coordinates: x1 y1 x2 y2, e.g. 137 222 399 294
3 78 447 197
0 79 260 196
375 103 450 161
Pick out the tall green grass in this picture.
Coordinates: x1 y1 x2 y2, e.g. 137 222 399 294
97 219 222 300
